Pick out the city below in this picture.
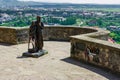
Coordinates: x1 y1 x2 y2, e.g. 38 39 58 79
0 0 120 44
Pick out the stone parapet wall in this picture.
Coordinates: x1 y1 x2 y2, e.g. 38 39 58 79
16 28 29 44
0 26 97 44
0 27 29 44
43 26 97 41
86 28 110 41
70 28 120 74
0 27 17 44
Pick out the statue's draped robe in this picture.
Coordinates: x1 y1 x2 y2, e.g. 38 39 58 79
35 22 44 51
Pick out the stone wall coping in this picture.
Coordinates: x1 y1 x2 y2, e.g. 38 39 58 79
0 26 29 30
0 26 97 31
84 28 110 37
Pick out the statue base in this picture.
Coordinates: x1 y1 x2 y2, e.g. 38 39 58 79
22 50 48 58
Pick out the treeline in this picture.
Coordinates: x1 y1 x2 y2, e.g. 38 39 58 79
42 16 76 25
110 31 120 44
42 15 120 27
0 16 35 27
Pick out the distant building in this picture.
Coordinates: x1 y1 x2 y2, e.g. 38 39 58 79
25 13 32 17
52 17 66 21
107 26 120 31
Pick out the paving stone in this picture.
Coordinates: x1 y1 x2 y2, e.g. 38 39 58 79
0 41 119 80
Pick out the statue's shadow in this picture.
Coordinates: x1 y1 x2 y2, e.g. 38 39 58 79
17 56 29 59
17 51 33 59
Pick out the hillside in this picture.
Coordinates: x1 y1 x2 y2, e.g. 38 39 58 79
0 0 42 7
0 0 120 8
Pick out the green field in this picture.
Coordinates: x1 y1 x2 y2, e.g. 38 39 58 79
80 8 120 12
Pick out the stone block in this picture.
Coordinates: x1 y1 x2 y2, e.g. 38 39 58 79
22 50 48 58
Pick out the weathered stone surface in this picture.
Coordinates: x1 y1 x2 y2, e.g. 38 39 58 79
0 27 17 44
70 37 120 74
0 26 97 44
16 28 29 43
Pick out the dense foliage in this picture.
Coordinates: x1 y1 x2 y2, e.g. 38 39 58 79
110 31 120 44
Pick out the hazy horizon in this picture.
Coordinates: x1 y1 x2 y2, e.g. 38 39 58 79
19 0 120 4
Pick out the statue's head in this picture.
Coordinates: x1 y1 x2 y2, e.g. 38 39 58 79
36 16 41 22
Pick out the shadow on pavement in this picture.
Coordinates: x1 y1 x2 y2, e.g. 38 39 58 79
16 51 31 59
61 57 120 80
17 56 29 59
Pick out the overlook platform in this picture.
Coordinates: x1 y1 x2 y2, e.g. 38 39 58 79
0 41 119 80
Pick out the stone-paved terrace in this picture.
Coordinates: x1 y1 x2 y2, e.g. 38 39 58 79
0 41 119 80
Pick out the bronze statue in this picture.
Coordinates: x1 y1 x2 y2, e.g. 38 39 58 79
29 16 44 53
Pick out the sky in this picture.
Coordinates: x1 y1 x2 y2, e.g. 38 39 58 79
19 0 120 4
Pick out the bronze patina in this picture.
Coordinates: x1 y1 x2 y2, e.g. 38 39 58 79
29 16 44 53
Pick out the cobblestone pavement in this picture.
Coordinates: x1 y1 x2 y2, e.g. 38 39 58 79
0 41 119 80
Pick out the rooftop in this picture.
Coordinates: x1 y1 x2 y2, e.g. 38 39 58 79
0 41 119 80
